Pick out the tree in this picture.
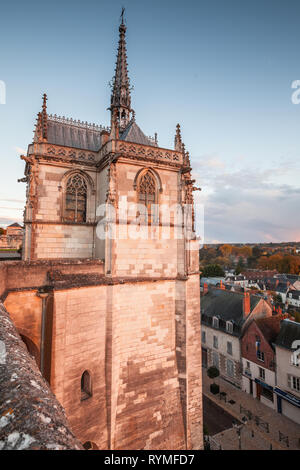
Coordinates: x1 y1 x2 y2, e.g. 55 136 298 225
0 228 4 235
207 366 220 395
202 264 225 278
252 246 262 258
235 257 245 275
272 293 282 304
207 366 220 380
220 244 232 258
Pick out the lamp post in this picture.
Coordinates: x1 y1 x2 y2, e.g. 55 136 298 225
233 417 248 450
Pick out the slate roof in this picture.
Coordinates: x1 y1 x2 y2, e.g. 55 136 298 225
47 118 103 151
0 252 21 260
201 288 261 328
120 120 157 147
255 316 282 344
7 223 22 228
276 283 289 294
275 319 300 350
44 116 157 151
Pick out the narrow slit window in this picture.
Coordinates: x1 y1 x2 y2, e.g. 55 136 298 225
81 370 92 401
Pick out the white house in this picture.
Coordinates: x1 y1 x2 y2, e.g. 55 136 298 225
286 290 300 308
274 320 300 424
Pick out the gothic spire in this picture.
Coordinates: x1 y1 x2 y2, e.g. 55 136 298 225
41 93 48 140
174 123 182 151
34 93 48 142
110 9 132 131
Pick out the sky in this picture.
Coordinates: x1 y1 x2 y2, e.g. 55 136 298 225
0 0 300 243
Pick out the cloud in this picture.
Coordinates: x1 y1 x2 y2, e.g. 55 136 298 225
194 157 300 243
0 198 25 204
0 217 23 228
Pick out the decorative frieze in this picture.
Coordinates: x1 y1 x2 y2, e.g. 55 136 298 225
117 141 182 164
30 143 98 163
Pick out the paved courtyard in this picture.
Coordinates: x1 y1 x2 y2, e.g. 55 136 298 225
203 395 240 435
202 371 300 450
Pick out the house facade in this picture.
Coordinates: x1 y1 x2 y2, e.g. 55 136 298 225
241 316 281 410
0 223 23 250
286 290 300 308
201 287 272 388
274 320 300 424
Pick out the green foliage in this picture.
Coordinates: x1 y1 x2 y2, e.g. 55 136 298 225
235 257 245 275
202 264 225 278
252 246 262 258
210 383 220 395
273 293 282 304
207 366 220 380
258 253 300 275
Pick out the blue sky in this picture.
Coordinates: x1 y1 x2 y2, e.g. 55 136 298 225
0 0 300 242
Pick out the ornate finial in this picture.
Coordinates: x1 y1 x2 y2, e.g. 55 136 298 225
185 151 191 168
120 6 125 25
110 12 133 132
174 123 182 151
34 94 48 143
42 93 47 111
41 93 48 141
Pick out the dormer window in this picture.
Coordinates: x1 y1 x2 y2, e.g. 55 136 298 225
212 316 219 328
226 321 233 334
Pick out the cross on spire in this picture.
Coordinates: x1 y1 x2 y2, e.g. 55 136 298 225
110 9 133 131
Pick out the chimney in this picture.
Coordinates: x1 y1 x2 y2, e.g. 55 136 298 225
243 292 251 317
203 283 208 295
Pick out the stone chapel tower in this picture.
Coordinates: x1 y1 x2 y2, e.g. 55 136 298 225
12 14 203 450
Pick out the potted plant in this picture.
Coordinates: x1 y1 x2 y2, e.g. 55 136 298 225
207 366 220 394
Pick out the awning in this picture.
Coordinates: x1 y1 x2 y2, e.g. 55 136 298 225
274 387 300 408
255 378 274 392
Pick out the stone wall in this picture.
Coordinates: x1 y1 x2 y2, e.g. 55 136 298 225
32 224 94 259
0 259 104 297
46 277 202 450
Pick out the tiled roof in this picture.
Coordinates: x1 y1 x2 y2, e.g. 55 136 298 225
47 118 103 151
120 120 157 147
275 319 300 350
7 223 22 228
44 116 157 151
255 316 282 344
201 288 260 327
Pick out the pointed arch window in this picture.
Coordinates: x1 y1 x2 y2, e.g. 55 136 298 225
65 174 87 222
137 170 158 223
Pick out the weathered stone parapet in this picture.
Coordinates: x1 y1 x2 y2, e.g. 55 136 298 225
0 302 83 450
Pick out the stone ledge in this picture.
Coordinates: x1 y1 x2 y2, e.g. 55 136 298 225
0 302 83 450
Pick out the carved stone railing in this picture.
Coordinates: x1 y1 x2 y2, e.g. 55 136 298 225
48 114 110 133
28 143 98 163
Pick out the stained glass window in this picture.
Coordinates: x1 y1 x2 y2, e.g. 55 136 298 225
137 171 157 223
65 174 87 222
